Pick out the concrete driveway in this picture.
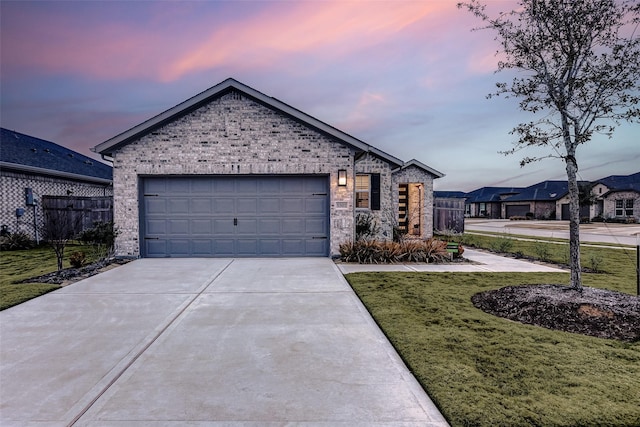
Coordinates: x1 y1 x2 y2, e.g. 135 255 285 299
0 258 448 426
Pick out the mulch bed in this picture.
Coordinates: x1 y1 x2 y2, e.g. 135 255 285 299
472 284 640 342
19 258 132 285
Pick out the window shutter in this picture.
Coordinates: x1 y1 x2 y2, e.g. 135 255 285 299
370 173 381 210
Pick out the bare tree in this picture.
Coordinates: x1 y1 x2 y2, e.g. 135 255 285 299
458 0 640 289
41 207 82 270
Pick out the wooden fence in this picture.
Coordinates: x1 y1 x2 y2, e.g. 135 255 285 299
41 196 113 235
433 197 465 234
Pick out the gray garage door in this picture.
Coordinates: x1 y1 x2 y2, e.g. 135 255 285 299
141 176 329 257
505 204 530 218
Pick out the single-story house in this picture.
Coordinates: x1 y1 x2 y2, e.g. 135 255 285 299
504 180 591 220
1 128 113 240
93 78 444 258
464 187 523 218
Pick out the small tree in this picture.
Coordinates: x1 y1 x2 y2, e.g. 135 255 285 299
41 207 82 270
458 0 640 289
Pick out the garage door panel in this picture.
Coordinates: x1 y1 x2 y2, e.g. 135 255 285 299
145 199 166 214
146 240 167 257
282 218 304 234
282 198 304 214
213 219 234 234
192 240 213 255
169 240 190 256
191 179 212 193
237 239 258 255
236 219 257 234
258 219 280 234
169 179 190 193
169 199 189 214
191 220 212 234
191 199 211 213
214 239 235 255
259 199 280 213
146 219 167 234
305 218 326 234
142 176 328 257
213 199 235 214
169 219 189 234
237 198 257 214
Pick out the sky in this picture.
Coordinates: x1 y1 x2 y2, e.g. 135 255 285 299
1 0 638 192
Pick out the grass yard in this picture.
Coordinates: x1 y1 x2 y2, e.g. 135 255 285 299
346 237 640 427
0 244 100 310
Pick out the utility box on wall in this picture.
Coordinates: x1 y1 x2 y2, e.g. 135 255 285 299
25 188 34 206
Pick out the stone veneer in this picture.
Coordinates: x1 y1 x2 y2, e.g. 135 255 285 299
111 90 356 257
0 169 113 239
355 153 394 240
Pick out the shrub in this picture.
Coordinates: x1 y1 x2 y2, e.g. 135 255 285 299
355 213 380 241
69 251 86 268
0 232 35 251
533 241 552 262
339 239 450 264
490 235 513 253
79 221 118 260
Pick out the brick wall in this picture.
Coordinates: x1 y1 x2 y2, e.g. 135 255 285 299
0 169 113 240
354 153 394 240
111 90 356 257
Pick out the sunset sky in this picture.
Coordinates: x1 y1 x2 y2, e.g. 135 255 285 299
1 0 638 191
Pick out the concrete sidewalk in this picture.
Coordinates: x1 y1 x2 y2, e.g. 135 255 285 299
337 249 567 274
0 258 448 426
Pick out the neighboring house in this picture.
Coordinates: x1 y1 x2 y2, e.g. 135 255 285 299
504 180 591 220
590 172 640 221
464 187 523 218
93 78 444 258
1 128 113 240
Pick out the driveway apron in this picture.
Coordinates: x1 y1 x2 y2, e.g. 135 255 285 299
0 258 448 426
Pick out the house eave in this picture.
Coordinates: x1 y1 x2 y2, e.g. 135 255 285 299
0 161 113 185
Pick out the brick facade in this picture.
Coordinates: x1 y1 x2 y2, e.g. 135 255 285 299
111 91 356 257
0 169 113 239
355 153 394 239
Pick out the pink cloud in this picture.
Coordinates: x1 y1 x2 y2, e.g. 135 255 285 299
160 1 451 81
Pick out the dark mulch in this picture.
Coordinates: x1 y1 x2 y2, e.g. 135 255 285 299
19 258 132 285
472 284 640 342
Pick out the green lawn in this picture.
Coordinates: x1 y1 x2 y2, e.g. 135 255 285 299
0 244 100 310
346 236 640 427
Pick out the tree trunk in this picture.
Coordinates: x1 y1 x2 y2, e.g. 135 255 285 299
566 155 582 290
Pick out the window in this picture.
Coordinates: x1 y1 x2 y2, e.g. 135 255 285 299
625 199 634 216
355 174 370 209
616 199 635 216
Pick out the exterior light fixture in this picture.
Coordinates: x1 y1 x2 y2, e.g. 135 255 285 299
338 169 347 186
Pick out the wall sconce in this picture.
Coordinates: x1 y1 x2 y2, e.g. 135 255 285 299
338 169 347 186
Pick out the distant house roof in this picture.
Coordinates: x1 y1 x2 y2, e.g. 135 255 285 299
505 180 589 202
595 172 640 194
93 77 408 169
1 128 112 184
434 191 467 198
464 187 524 203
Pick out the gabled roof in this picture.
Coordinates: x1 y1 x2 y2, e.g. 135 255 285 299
594 172 640 193
464 187 524 203
1 128 112 184
393 158 444 178
93 77 405 168
505 180 588 202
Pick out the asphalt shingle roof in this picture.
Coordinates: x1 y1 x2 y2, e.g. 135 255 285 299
595 172 640 193
1 128 112 181
464 187 524 203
